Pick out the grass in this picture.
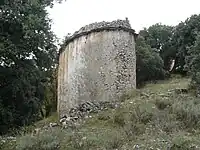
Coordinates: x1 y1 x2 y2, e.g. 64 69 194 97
3 76 200 150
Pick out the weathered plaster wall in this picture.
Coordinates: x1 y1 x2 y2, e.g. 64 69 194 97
58 19 137 117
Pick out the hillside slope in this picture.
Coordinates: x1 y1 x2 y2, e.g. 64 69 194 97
3 77 200 150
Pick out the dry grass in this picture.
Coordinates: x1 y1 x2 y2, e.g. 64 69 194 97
4 76 200 150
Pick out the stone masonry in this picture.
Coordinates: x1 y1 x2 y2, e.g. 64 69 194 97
58 18 137 117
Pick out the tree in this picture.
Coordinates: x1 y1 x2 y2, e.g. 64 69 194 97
139 24 175 71
0 0 62 134
172 14 200 74
185 34 200 94
136 35 166 87
42 67 58 118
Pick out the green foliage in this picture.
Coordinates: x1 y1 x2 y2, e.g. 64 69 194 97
10 77 200 150
155 98 172 110
113 109 126 127
97 113 110 121
0 140 16 150
63 129 125 150
42 68 58 118
65 133 95 150
170 135 197 150
136 35 166 87
185 35 200 94
172 14 200 74
140 19 200 76
171 96 200 129
0 0 62 134
16 130 65 150
104 131 125 150
139 24 175 70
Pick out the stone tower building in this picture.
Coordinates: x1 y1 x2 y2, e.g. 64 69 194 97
58 19 137 117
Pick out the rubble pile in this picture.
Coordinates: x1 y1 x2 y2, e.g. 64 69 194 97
59 100 120 128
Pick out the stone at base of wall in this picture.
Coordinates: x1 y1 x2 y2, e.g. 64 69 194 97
59 100 121 127
58 18 136 117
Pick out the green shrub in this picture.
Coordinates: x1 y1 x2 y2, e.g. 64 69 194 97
136 36 166 87
152 111 180 133
16 129 65 150
0 140 16 150
131 104 156 124
171 98 200 129
155 98 172 110
185 34 200 95
113 110 126 127
119 90 138 102
170 135 197 150
65 130 125 150
103 130 125 150
123 122 145 141
97 113 110 121
66 133 95 150
105 135 124 149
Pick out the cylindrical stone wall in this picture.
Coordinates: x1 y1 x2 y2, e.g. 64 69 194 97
58 19 137 117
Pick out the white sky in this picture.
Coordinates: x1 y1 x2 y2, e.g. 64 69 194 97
48 0 200 40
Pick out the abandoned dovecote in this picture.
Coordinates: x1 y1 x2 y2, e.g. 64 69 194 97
58 18 137 117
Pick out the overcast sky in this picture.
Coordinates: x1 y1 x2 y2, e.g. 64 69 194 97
47 0 200 40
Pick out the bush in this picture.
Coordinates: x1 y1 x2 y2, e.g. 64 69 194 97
123 122 145 140
155 98 172 110
113 109 126 127
131 104 156 125
170 97 200 129
170 135 198 150
119 89 138 102
97 113 110 121
105 132 125 149
136 36 166 87
66 133 95 150
16 129 65 150
65 130 125 150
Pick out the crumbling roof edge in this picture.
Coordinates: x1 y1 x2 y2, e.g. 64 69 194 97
59 26 138 55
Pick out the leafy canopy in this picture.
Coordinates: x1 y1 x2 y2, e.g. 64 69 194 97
0 0 63 134
136 35 166 87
